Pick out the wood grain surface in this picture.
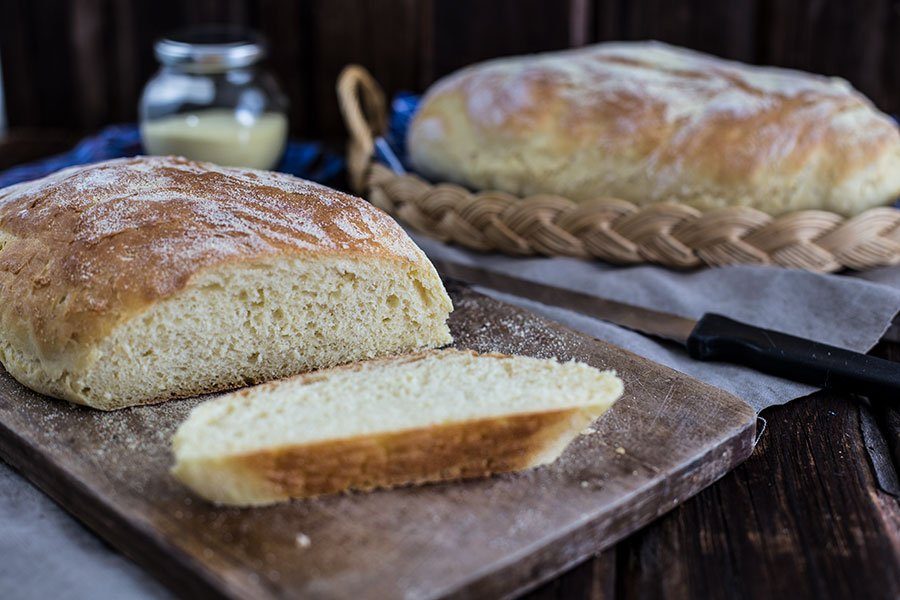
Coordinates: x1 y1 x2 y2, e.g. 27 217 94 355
0 283 756 599
523 343 900 600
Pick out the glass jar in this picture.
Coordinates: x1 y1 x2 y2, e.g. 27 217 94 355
140 26 289 170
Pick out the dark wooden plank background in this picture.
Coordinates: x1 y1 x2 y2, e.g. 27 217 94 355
1 0 898 141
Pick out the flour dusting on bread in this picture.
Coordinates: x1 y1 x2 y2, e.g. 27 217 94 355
0 156 452 409
409 41 900 216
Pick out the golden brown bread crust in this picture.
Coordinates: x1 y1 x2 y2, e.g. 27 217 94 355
0 155 430 364
170 349 623 505
174 406 592 505
408 41 900 216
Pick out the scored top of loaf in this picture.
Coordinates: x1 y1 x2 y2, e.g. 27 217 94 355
425 41 879 127
409 41 900 215
0 155 432 358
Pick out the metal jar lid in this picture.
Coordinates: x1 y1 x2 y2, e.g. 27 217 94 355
154 25 266 71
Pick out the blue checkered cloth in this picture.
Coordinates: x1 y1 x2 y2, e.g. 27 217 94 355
389 92 420 166
0 95 427 188
0 124 346 189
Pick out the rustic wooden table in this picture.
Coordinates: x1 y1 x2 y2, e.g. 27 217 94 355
1 137 898 599
525 341 900 600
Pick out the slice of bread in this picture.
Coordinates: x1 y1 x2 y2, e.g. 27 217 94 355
171 349 624 506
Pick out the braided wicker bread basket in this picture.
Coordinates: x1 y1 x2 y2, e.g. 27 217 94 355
338 65 900 273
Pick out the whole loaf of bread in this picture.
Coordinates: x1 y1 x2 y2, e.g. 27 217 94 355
0 156 452 409
408 41 900 216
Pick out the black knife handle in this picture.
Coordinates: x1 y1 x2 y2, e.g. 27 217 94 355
686 313 900 399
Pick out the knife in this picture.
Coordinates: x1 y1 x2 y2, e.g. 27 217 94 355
433 259 900 399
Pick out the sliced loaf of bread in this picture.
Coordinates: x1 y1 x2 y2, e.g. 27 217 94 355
171 349 624 506
0 156 452 409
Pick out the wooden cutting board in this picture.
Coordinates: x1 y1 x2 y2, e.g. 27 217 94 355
0 283 756 599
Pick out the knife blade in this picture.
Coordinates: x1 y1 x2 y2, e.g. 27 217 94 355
434 260 697 344
433 259 900 399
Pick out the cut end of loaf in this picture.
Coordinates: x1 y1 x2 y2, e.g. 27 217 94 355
4 255 452 410
171 349 624 506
